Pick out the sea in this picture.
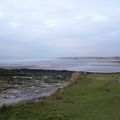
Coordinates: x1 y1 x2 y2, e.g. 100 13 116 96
0 57 120 73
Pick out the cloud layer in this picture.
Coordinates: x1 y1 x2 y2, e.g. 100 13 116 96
0 0 120 58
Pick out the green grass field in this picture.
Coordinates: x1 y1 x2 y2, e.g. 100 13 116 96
0 73 120 120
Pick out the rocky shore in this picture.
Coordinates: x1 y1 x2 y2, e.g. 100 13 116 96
0 69 72 106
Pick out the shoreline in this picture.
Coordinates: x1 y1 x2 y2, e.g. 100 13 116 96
1 68 120 120
1 67 120 74
1 57 120 73
0 69 71 107
0 68 120 107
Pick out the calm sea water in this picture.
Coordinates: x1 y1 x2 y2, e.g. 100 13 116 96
0 57 120 73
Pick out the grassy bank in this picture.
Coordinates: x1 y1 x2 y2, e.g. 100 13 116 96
0 73 120 120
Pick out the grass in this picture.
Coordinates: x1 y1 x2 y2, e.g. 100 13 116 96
0 73 120 120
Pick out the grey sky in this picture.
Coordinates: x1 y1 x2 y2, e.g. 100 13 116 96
0 0 120 58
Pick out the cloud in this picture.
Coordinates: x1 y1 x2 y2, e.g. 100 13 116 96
8 22 20 28
0 0 120 57
0 11 4 18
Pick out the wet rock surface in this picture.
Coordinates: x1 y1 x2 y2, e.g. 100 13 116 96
0 69 71 106
0 82 66 106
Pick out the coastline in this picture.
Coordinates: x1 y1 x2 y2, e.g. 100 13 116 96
1 57 120 73
0 71 120 120
0 68 120 107
0 69 72 106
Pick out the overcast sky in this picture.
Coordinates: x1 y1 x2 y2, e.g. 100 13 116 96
0 0 120 58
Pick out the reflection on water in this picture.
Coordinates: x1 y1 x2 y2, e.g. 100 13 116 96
0 58 120 73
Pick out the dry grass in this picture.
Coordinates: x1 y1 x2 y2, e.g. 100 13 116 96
68 72 81 86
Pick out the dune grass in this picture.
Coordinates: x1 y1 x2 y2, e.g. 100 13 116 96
0 73 120 120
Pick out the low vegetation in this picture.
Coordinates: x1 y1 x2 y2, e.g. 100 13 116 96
0 72 120 120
